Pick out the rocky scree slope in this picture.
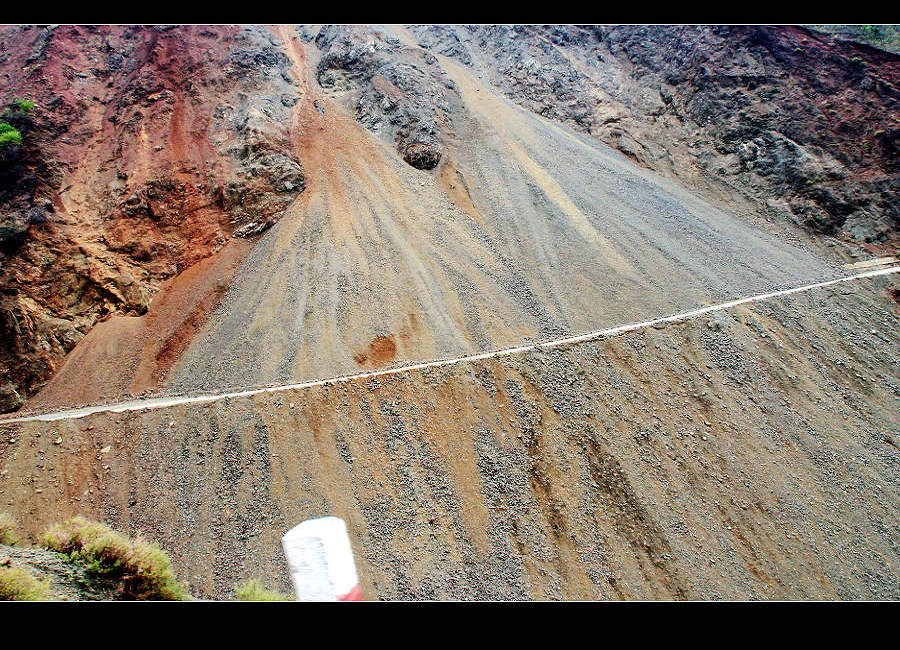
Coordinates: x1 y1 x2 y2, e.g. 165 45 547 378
1 277 897 599
409 24 900 248
0 25 306 412
3 24 897 415
163 24 843 399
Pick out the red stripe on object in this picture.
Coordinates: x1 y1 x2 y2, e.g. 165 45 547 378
337 584 364 601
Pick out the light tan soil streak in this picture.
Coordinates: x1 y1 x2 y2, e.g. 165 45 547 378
2 278 896 600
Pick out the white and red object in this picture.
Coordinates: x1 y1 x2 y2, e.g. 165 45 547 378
281 516 363 601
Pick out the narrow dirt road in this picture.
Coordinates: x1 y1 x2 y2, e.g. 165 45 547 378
5 265 896 424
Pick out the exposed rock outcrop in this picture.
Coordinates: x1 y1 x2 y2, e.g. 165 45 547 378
310 25 458 171
0 25 306 411
409 24 899 247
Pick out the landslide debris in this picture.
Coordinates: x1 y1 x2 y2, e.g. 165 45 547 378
2 277 896 600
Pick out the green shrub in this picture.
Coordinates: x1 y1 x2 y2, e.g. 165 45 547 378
14 99 35 114
0 512 21 546
0 122 22 147
0 566 51 600
39 516 188 601
234 578 292 601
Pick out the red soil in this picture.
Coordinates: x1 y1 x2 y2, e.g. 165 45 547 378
25 239 251 410
354 334 398 368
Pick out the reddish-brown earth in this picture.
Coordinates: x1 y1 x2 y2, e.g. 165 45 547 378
25 239 251 409
0 24 897 602
0 25 304 411
354 334 398 368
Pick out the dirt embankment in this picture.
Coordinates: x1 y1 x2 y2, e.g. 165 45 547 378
0 25 307 412
1 278 896 600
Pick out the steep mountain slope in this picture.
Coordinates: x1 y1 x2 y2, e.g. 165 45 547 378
0 25 304 411
0 24 898 602
169 26 840 396
2 276 897 599
4 24 897 413
409 25 900 247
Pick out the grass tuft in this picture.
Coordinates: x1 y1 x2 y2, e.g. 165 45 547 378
0 566 51 600
0 512 21 546
39 516 188 601
234 578 292 601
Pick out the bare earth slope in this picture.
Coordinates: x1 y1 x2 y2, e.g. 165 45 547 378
0 26 897 602
0 25 304 411
408 25 900 247
1 275 897 599
6 25 896 413
166 26 841 397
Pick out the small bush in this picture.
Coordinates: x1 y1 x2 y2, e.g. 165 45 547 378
234 578 292 601
0 122 22 147
14 99 35 114
0 566 51 601
39 516 188 601
0 512 21 546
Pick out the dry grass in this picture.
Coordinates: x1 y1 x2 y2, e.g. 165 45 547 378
0 512 20 546
234 578 292 601
39 516 188 601
0 566 51 601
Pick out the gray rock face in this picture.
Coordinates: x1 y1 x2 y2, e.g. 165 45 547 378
0 543 123 600
0 383 24 412
407 24 900 245
413 24 473 66
312 25 457 171
403 141 441 170
220 26 306 237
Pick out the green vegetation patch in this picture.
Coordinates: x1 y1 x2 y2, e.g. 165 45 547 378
234 578 292 601
14 99 35 114
807 25 900 55
0 122 23 147
39 516 189 601
0 565 52 601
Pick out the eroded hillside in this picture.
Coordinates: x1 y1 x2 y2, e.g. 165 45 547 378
1 276 897 599
2 25 898 414
0 25 304 411
409 25 900 246
0 25 898 602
